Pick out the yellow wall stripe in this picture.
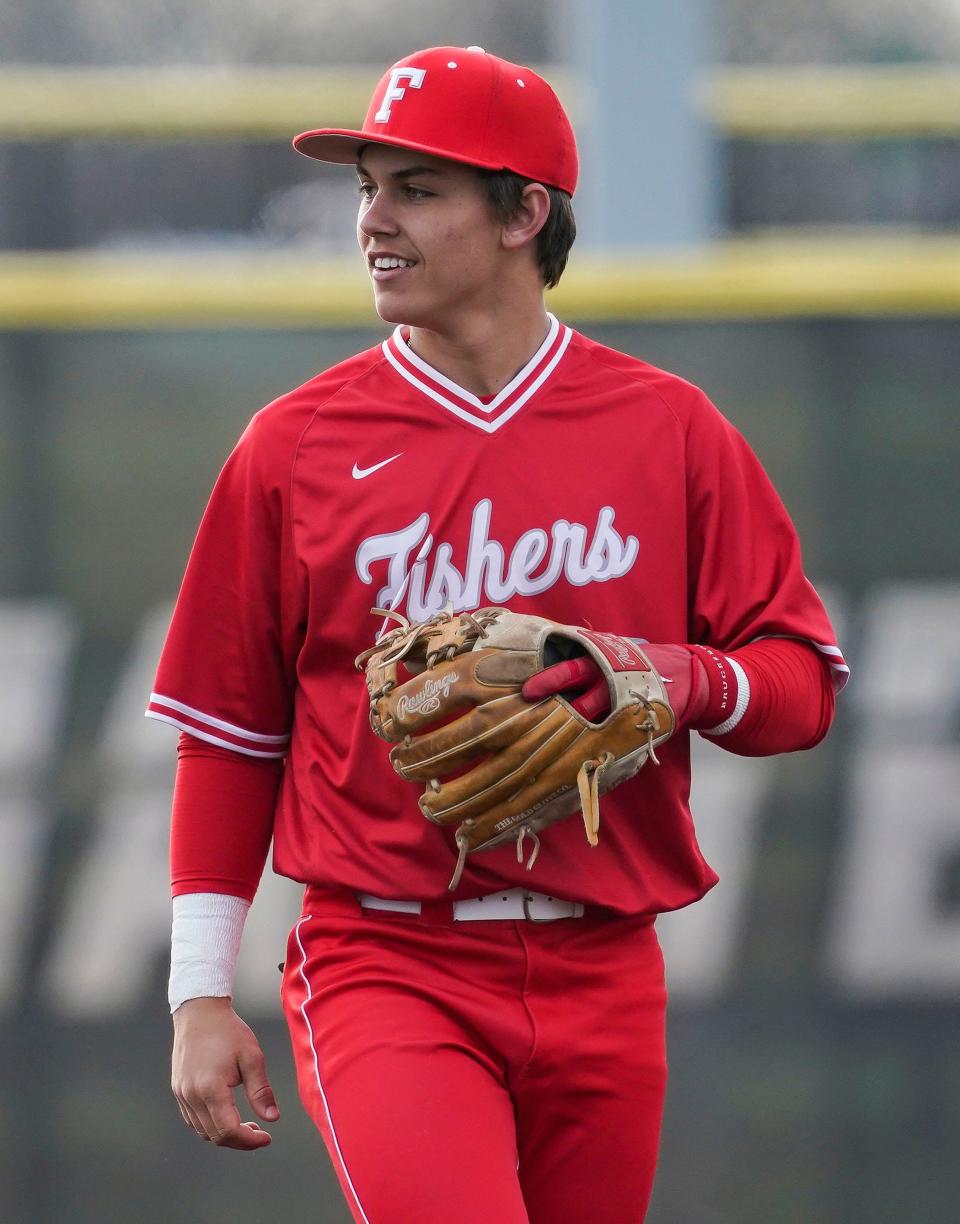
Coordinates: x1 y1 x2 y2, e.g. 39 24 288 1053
2 235 959 328
703 65 960 138
2 65 959 140
0 66 568 139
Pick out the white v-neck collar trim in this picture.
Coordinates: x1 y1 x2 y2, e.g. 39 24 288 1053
381 313 573 435
394 314 560 412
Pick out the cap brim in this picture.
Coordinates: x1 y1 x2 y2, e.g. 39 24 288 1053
293 128 507 174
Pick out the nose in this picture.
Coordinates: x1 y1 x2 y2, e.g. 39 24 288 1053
358 189 399 240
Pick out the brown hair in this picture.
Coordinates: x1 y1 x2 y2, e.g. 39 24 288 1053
477 169 577 289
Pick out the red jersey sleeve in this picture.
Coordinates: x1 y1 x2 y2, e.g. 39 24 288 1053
146 405 308 756
683 390 848 692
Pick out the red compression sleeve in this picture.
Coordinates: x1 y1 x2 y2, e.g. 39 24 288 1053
688 638 835 756
170 732 283 901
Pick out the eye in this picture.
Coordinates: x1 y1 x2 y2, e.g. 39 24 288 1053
404 185 432 201
356 181 376 200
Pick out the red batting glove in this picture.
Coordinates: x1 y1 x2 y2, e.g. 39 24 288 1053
522 644 709 729
521 656 610 719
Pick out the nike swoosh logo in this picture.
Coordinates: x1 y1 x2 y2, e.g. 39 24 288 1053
352 453 403 480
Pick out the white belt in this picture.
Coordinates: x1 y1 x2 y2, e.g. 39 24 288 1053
357 887 585 922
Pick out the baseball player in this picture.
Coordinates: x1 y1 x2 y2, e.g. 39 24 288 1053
151 46 848 1223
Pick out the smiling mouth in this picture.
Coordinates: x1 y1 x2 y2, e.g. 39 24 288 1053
371 256 417 270
370 259 417 285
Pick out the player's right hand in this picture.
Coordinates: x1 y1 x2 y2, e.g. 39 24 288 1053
171 996 280 1151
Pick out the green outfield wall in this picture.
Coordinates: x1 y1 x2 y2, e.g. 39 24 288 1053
1 316 958 1224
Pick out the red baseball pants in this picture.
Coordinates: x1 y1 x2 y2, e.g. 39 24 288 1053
282 889 667 1224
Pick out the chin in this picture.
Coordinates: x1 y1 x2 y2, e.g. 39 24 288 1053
372 289 434 330
373 301 408 326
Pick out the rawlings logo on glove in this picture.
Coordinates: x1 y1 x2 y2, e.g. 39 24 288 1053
396 671 461 718
355 607 675 889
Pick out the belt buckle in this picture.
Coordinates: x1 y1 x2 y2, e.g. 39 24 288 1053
522 892 555 923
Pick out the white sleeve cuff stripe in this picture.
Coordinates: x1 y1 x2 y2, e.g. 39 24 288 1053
747 635 850 691
703 656 750 737
145 710 288 759
148 692 289 743
812 645 851 690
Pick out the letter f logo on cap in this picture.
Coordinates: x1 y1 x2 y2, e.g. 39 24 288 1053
375 67 427 123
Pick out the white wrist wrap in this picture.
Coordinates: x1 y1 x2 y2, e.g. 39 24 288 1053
169 892 250 1013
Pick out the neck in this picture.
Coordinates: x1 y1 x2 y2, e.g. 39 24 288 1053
407 303 552 398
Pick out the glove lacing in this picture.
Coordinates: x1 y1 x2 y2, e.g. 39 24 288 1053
355 607 499 673
630 690 664 766
576 751 615 847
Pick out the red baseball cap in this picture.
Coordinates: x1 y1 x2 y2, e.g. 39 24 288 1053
293 45 578 195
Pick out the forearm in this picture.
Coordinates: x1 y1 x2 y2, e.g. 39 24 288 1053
685 638 835 755
169 734 282 1011
171 733 281 899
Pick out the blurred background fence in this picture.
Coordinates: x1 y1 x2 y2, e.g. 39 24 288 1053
2 2 960 1222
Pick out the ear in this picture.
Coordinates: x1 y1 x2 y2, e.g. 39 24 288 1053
501 183 551 251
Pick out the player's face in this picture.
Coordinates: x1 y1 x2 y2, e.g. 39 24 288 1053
356 145 508 331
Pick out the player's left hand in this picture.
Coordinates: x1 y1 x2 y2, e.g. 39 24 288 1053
171 996 280 1151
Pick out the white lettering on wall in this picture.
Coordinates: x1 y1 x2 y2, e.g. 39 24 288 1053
38 605 303 1018
658 586 846 1000
827 584 960 997
6 582 959 1018
0 603 75 1015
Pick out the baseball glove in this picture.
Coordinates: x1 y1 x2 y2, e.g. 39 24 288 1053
356 606 675 890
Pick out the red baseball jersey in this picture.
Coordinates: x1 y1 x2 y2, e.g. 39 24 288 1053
147 316 847 914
